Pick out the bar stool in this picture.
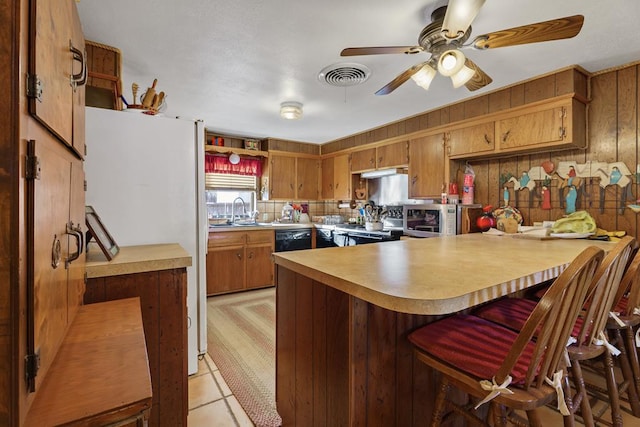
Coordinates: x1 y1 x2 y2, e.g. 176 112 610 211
408 246 603 427
474 236 637 426
607 250 640 403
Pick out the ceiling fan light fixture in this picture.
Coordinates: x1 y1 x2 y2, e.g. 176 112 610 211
441 0 486 40
437 50 465 76
280 101 303 120
410 64 437 90
450 64 475 88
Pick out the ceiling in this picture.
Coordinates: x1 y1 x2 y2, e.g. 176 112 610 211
76 0 640 144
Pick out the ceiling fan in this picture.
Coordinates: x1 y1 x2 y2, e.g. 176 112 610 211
340 0 584 95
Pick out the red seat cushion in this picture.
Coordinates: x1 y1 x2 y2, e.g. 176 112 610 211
408 314 537 385
476 297 587 341
475 298 537 333
615 296 629 314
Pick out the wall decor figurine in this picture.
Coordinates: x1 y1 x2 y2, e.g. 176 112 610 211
506 166 551 207
553 162 587 213
593 162 633 213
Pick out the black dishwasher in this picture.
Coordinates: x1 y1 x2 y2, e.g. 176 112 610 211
275 228 312 252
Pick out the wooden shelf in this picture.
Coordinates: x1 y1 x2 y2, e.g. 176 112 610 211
205 145 269 158
25 298 152 426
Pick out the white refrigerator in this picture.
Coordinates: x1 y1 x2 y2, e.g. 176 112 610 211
84 107 207 375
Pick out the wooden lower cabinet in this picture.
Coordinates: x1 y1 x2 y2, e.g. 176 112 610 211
207 229 275 295
84 267 188 427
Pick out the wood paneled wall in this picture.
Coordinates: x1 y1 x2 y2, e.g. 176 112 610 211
461 63 639 238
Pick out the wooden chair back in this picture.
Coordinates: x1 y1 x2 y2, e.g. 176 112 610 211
613 245 640 316
573 236 635 346
492 246 604 389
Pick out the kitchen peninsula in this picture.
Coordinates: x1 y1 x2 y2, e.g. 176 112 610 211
272 233 614 426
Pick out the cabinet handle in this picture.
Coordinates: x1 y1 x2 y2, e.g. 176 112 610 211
248 252 254 259
51 235 61 269
484 134 491 144
236 252 242 260
65 222 84 268
69 40 87 89
411 175 418 185
378 157 383 165
559 127 566 139
502 130 511 143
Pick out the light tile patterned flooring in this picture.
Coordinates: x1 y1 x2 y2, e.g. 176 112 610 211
188 353 253 427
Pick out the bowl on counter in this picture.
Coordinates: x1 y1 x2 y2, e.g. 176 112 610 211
365 221 383 231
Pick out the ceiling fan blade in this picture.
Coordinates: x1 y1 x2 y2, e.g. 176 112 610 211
464 58 492 91
472 15 584 49
341 46 423 56
375 62 427 96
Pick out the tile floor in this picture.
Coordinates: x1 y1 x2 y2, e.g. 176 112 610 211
186 353 640 426
188 353 254 427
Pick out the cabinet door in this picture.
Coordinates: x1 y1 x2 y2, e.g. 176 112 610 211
206 246 245 295
296 157 319 200
409 134 445 198
321 157 334 200
377 141 408 169
270 155 296 200
246 244 274 289
351 148 376 173
30 0 86 155
27 136 83 392
447 122 495 157
498 106 565 150
333 154 351 200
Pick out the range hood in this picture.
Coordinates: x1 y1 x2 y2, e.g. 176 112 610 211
360 168 406 179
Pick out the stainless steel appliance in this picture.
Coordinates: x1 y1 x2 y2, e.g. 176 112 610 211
402 203 483 238
332 224 403 246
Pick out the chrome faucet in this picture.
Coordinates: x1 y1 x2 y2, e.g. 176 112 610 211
231 197 247 223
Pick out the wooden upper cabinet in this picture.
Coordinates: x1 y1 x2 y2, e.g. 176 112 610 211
409 134 446 198
377 141 408 169
30 0 86 156
321 153 351 200
269 154 319 200
447 121 495 158
333 154 351 200
496 98 586 153
270 154 296 199
351 142 409 173
296 157 320 200
321 157 335 199
351 148 376 173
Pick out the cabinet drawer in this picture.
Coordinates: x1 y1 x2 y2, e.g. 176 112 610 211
208 231 246 247
246 229 274 245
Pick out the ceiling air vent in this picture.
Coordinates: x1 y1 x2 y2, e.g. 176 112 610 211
318 63 371 87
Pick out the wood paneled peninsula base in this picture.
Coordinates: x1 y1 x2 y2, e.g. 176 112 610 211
85 243 191 427
273 233 615 426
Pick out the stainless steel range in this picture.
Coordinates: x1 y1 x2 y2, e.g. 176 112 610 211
332 223 402 247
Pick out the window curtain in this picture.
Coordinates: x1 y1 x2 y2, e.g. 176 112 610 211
205 154 262 176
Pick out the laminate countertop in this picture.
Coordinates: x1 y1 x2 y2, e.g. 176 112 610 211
273 233 615 315
86 243 192 278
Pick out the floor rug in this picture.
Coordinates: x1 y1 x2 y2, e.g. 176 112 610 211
207 288 282 427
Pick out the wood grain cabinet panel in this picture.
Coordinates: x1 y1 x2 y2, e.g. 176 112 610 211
85 268 188 427
270 154 319 200
321 152 353 200
447 121 495 158
207 230 274 295
496 98 586 153
409 134 446 198
350 148 376 173
376 141 408 169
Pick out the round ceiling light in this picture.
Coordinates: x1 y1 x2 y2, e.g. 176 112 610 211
280 101 303 120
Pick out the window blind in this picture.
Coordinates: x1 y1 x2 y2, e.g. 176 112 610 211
205 173 257 190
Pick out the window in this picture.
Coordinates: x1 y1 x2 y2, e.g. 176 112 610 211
205 174 257 220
